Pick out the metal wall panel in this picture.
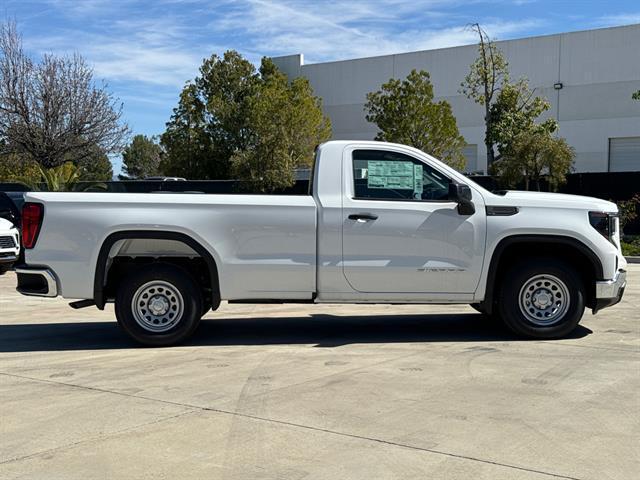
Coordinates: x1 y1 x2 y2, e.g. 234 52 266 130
463 145 478 173
273 24 640 174
609 137 640 172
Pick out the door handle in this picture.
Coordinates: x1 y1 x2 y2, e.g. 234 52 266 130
348 213 378 221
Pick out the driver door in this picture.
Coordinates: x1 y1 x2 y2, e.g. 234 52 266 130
341 147 485 294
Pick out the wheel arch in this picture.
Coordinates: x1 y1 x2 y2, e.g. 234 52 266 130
93 230 220 310
482 235 603 314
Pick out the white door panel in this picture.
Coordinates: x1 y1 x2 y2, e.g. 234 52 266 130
341 147 486 294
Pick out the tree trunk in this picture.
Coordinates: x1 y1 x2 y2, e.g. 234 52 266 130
485 133 494 169
477 25 495 172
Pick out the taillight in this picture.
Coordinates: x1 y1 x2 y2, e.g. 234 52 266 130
22 203 44 249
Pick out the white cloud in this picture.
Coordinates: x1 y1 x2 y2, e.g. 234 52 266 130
211 0 544 63
43 0 129 16
22 0 546 87
24 15 218 87
595 13 640 27
89 45 201 87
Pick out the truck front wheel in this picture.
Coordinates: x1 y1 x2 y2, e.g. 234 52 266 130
498 258 585 339
115 264 203 346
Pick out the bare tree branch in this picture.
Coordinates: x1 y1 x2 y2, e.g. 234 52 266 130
0 21 129 168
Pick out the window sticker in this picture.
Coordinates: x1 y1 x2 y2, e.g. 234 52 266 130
367 160 416 190
414 164 423 196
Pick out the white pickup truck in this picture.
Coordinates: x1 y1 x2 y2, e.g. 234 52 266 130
15 141 627 346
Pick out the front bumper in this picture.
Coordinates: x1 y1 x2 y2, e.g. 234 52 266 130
593 269 626 313
15 266 58 297
0 231 20 262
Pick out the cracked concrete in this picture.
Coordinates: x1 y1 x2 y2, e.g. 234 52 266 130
0 267 638 479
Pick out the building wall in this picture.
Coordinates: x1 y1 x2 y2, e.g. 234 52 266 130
273 24 640 173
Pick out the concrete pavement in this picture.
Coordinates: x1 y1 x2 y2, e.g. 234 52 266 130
0 267 638 479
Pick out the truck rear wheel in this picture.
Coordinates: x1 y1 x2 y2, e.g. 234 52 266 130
498 258 585 339
115 264 203 346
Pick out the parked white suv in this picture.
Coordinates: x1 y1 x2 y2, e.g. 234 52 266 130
0 217 20 275
15 141 627 346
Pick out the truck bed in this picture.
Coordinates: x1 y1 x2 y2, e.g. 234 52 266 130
25 192 317 300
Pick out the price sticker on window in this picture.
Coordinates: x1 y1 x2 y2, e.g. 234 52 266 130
367 160 422 197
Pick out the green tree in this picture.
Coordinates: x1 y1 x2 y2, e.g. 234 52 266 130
230 58 331 191
121 135 162 179
488 79 557 160
0 152 40 185
160 84 213 179
0 144 112 185
460 24 509 168
161 51 331 189
77 152 113 182
70 144 113 181
493 132 574 191
34 163 83 191
161 51 259 179
618 194 640 232
633 90 640 100
365 69 466 170
488 78 574 190
16 162 105 192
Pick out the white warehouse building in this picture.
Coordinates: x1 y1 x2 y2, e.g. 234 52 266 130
273 24 640 174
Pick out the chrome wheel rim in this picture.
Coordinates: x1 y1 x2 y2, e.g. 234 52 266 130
518 274 570 326
131 280 184 333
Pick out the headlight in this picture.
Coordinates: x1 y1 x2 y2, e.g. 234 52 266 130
589 211 618 244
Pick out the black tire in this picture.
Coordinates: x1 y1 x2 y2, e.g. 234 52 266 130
0 264 10 276
115 263 203 346
498 257 585 339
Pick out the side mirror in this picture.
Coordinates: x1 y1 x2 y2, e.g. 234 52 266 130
448 182 476 215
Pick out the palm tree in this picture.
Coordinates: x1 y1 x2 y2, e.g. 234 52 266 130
19 162 106 191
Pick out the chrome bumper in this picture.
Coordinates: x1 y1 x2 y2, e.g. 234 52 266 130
595 269 627 299
15 266 58 297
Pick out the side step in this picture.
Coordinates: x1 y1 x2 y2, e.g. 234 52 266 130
69 299 96 309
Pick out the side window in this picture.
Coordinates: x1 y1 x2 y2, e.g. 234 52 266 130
352 149 451 201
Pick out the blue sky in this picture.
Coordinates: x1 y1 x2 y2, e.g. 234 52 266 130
4 0 640 172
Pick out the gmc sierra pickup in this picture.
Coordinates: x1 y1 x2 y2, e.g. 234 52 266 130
15 141 627 346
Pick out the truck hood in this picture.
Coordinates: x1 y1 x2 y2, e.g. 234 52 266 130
486 190 618 212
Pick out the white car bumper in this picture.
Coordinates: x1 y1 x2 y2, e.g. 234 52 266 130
0 230 20 264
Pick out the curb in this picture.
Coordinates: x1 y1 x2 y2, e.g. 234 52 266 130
625 256 640 264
